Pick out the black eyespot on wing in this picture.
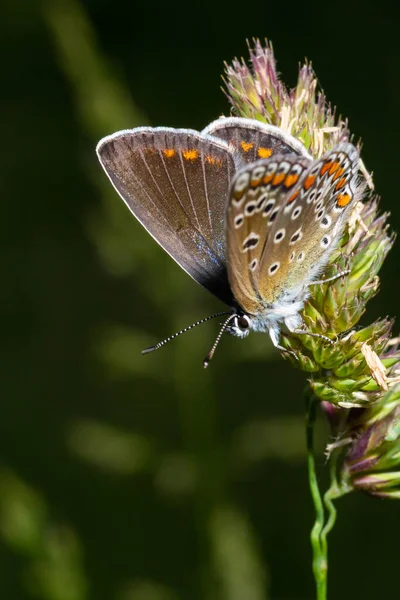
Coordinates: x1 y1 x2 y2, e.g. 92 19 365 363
245 203 256 215
243 235 259 251
291 232 300 243
269 208 279 223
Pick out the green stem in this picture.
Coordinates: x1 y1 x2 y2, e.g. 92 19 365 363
306 394 352 600
320 451 339 557
306 392 327 600
321 450 351 556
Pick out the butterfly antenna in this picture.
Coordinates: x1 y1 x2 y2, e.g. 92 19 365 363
203 313 236 369
141 311 231 355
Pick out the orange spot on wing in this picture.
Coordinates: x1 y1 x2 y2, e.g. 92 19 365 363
329 161 341 175
284 173 300 188
335 177 347 190
257 146 273 158
333 167 345 181
320 161 333 176
263 173 274 184
240 141 254 152
205 155 217 164
303 174 316 190
272 172 286 186
163 148 175 158
250 177 263 188
287 189 300 204
337 193 351 207
182 149 199 160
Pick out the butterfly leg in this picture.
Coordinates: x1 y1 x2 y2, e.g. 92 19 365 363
310 269 351 286
284 315 334 346
291 329 334 345
268 327 299 359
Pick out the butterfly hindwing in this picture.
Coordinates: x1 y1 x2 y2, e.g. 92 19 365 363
97 127 237 305
257 142 361 304
226 154 312 314
227 143 361 313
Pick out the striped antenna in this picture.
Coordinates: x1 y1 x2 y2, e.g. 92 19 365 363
141 311 231 355
203 313 237 368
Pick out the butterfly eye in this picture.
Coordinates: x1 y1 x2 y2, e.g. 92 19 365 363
237 315 251 330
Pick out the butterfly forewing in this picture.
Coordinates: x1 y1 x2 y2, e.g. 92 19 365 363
97 127 237 304
203 117 311 165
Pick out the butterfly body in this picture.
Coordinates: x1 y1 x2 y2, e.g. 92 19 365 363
97 117 363 357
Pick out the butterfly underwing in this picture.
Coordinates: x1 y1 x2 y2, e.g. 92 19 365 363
96 117 363 357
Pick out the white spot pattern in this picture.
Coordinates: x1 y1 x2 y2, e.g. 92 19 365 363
290 228 303 245
321 235 331 248
263 200 275 217
274 228 286 244
245 201 257 216
267 207 280 226
320 215 331 229
291 206 302 220
251 165 266 184
249 258 258 271
297 252 305 263
268 262 280 276
234 214 244 229
234 172 250 193
242 233 260 252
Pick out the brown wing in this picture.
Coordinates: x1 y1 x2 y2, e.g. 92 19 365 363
203 117 311 165
97 127 238 305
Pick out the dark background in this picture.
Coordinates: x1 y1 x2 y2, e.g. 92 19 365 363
2 0 400 598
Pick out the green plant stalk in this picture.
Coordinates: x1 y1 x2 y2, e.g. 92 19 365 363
306 393 327 600
321 452 352 554
321 457 339 559
307 395 353 599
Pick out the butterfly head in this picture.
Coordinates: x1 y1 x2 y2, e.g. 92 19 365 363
225 312 252 338
203 310 253 368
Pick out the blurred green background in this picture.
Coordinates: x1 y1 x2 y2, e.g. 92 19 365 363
2 1 400 598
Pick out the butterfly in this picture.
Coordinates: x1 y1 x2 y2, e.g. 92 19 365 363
96 117 363 365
